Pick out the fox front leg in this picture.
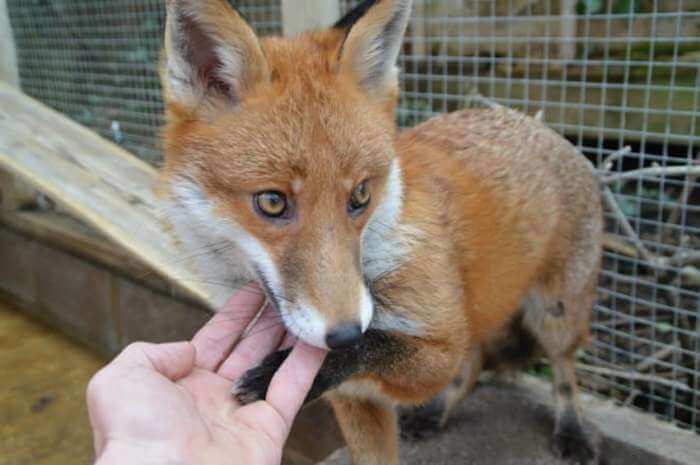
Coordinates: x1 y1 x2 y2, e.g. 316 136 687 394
233 330 409 405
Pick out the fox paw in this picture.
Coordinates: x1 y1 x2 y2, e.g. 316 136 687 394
399 397 445 441
232 349 291 405
551 428 598 465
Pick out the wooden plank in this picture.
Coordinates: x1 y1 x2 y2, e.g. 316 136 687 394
0 210 200 304
0 82 215 309
281 0 340 37
420 14 700 57
403 63 698 143
0 168 36 211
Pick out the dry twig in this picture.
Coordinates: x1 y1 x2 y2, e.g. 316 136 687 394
635 343 676 372
601 145 631 171
665 152 699 231
575 363 691 393
601 165 700 184
598 146 700 276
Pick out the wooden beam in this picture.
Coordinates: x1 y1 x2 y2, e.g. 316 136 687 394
0 81 215 309
0 169 36 212
281 0 340 37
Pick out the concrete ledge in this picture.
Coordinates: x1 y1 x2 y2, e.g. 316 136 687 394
521 377 700 465
320 377 699 465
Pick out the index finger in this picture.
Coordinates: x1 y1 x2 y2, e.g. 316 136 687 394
191 284 265 370
266 341 327 430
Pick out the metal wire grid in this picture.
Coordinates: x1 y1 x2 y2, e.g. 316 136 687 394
7 0 699 432
7 0 282 164
371 0 700 431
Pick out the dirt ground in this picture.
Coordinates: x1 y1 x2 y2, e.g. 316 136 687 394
0 300 105 465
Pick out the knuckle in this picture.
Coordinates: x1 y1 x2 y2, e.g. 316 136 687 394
123 341 151 355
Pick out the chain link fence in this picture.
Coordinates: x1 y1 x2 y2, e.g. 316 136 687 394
8 0 700 432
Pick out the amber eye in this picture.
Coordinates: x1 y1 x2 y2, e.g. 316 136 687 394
255 191 287 218
348 181 371 214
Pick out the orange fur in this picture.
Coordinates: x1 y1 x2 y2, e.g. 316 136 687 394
160 2 602 464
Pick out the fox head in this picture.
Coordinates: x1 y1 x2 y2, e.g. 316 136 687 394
160 0 412 349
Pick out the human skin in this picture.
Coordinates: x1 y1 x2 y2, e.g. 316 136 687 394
87 284 327 465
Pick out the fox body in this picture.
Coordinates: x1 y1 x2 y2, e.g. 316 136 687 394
160 1 603 464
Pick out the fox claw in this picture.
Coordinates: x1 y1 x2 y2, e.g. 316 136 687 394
232 348 291 405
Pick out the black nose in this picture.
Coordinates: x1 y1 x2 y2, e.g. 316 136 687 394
326 323 363 349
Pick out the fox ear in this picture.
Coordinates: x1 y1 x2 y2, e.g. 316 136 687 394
335 0 412 102
162 0 269 115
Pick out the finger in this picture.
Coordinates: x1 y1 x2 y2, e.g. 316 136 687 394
278 330 297 351
112 341 196 381
217 304 286 381
191 283 265 370
265 341 327 431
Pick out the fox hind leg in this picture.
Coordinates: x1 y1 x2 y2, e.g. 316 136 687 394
524 291 599 465
399 347 483 439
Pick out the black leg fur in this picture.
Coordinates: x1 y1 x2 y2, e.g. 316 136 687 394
233 348 291 404
233 329 410 405
399 396 446 440
551 407 597 465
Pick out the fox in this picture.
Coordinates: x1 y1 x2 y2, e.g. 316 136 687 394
159 0 603 464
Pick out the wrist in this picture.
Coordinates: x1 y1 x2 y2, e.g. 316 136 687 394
95 440 187 465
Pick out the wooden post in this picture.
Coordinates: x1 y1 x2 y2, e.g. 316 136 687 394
0 0 19 87
0 0 35 212
410 0 426 58
559 0 577 63
281 0 340 37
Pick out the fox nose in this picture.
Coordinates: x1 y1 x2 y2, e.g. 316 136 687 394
326 323 363 349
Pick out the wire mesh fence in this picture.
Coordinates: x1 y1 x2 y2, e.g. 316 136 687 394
7 0 700 432
351 0 700 433
7 0 281 164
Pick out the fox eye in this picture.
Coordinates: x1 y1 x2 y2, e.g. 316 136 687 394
348 181 371 215
255 191 287 218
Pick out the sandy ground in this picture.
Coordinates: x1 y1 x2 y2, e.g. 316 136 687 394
0 300 105 465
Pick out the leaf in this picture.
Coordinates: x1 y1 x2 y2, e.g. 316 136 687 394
577 0 604 14
656 322 673 334
613 0 637 14
616 195 640 217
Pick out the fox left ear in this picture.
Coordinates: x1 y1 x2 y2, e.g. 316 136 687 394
335 0 412 103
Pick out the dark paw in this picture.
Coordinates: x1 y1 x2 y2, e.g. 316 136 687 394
551 428 597 465
232 349 291 405
399 397 445 441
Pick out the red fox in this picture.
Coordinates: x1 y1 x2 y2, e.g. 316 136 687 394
159 1 603 464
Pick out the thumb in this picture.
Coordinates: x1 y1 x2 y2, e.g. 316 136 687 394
115 341 196 381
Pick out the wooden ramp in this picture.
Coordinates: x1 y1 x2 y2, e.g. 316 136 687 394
0 82 215 309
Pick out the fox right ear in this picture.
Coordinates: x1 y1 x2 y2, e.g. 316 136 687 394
162 0 269 116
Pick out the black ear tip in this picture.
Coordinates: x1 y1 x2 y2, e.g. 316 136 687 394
333 0 380 30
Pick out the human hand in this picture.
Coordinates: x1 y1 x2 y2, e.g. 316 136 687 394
87 285 327 465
